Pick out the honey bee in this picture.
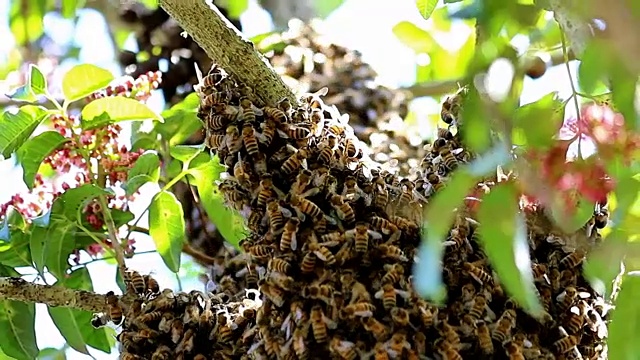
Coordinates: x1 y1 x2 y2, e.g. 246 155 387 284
175 328 195 354
375 283 411 310
361 316 388 341
344 222 382 254
266 199 289 235
151 345 173 360
307 237 336 266
300 251 317 274
202 91 230 108
291 169 319 198
390 307 412 328
241 123 261 157
476 320 494 355
560 249 586 269
264 106 288 124
318 135 338 165
258 279 285 307
439 145 459 170
441 88 466 124
105 291 123 325
341 176 362 202
556 286 581 313
341 302 376 319
259 117 277 147
594 207 609 229
553 330 581 354
224 125 243 153
329 337 358 360
426 172 445 192
310 108 326 137
207 114 230 131
91 313 109 328
249 243 275 260
564 305 586 334
369 216 402 244
435 338 463 360
124 269 145 295
288 194 324 221
343 137 361 159
205 131 226 150
380 263 405 286
330 194 356 225
301 87 328 109
504 341 525 360
302 284 334 305
492 316 514 343
413 332 427 355
121 353 145 360
277 217 299 252
377 244 408 262
282 147 310 174
437 319 461 347
254 173 283 208
310 304 336 343
463 262 493 285
469 294 487 320
373 343 390 360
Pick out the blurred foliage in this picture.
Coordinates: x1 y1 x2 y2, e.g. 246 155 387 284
0 0 639 358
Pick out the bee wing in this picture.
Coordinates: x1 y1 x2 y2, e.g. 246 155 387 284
374 289 384 299
280 207 293 218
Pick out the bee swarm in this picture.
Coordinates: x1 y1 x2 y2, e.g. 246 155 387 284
103 64 609 359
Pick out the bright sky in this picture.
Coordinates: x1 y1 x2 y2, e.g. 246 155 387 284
0 0 580 359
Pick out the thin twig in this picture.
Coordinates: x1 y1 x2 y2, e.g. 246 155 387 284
558 25 583 158
98 195 128 278
158 0 297 107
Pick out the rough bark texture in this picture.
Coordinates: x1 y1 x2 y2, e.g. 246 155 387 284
0 277 114 313
158 0 297 107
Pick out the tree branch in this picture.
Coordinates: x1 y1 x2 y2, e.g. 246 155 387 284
158 0 297 107
0 277 113 313
404 48 577 98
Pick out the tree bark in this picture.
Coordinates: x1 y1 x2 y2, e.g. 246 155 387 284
158 0 297 107
0 277 115 313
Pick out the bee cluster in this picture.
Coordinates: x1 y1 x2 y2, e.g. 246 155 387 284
117 2 242 105
263 19 424 178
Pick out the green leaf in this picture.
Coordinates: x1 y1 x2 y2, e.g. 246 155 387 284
415 0 439 20
149 191 185 272
122 151 161 196
608 271 640 360
170 144 204 164
61 64 114 103
513 92 565 149
444 0 463 3
416 170 477 303
81 97 162 130
9 0 46 46
29 226 47 275
548 194 595 234
0 105 49 159
313 0 344 18
156 111 203 147
0 264 38 360
578 41 611 96
111 209 135 228
37 347 67 360
6 84 37 103
60 0 79 18
477 182 542 316
584 228 626 297
17 131 70 189
115 267 126 293
0 231 32 267
50 184 111 223
189 156 247 248
28 64 47 96
49 267 110 354
44 222 76 280
0 206 27 241
392 21 437 54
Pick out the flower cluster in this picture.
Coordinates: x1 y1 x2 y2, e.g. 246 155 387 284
86 70 162 103
0 174 62 220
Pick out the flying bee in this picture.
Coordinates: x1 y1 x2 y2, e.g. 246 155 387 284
310 304 336 343
345 222 382 254
441 88 466 124
330 194 356 225
377 243 408 262
361 316 388 341
105 291 123 325
375 283 411 310
287 194 324 221
560 249 586 269
341 302 376 319
463 262 493 285
280 217 300 252
258 279 285 307
123 269 145 295
224 125 243 153
369 216 402 244
241 123 261 157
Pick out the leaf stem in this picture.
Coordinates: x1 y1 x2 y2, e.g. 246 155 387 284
97 194 128 278
75 223 117 259
559 24 583 159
